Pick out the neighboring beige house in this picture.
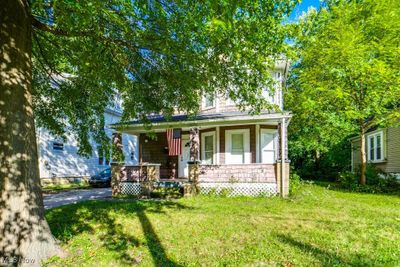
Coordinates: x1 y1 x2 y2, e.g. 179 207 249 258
350 128 400 175
112 61 292 196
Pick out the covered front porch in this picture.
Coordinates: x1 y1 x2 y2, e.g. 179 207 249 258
112 112 291 196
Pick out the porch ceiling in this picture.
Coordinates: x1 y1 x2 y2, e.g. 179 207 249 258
111 111 292 135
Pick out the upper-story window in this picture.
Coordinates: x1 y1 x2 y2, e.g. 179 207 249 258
203 93 215 109
261 71 283 106
275 71 282 81
367 131 384 162
262 88 275 104
226 96 235 106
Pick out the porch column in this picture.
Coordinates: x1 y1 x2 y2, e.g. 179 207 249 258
277 119 289 197
185 127 200 196
189 127 200 162
111 132 123 196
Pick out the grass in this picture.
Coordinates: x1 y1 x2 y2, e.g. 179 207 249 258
42 183 91 194
45 183 400 266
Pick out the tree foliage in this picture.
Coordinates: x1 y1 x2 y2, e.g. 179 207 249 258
286 0 400 181
31 0 298 155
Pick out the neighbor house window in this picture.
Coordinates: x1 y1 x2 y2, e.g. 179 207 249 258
52 142 64 151
225 129 250 164
201 132 215 164
98 146 105 165
368 131 384 162
203 93 215 109
98 156 104 165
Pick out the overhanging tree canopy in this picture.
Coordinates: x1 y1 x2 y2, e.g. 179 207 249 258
31 0 297 154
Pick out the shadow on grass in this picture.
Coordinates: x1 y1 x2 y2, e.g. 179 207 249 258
276 234 353 266
46 200 189 266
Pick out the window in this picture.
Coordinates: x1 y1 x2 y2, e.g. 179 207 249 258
52 142 63 151
261 129 277 164
368 131 384 162
98 146 106 165
203 93 215 109
226 97 235 106
201 132 215 164
262 87 275 104
99 156 104 165
231 134 244 163
275 71 282 81
225 129 250 164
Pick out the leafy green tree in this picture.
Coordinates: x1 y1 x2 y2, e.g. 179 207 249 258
287 0 400 184
0 0 297 262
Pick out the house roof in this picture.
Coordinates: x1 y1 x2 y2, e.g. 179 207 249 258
124 111 286 125
348 126 382 142
111 111 292 134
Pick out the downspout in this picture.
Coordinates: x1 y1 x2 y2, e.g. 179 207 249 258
281 117 286 196
281 59 290 110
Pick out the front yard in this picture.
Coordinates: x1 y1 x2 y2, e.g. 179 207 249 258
45 183 400 266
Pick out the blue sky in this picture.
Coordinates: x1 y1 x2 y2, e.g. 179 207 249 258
289 0 321 21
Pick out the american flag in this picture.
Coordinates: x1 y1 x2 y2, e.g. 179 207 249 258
166 128 182 156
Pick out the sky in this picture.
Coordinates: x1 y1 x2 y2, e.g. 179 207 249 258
288 0 321 21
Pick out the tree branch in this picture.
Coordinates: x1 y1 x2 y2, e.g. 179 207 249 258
31 15 71 36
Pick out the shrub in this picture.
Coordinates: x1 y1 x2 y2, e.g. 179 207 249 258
338 165 400 194
150 187 182 199
337 171 359 191
219 188 232 197
289 172 303 195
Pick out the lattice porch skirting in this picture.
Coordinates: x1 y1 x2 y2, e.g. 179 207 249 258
198 182 278 196
120 181 278 197
121 182 142 195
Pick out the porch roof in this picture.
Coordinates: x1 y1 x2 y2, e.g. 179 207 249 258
111 111 292 134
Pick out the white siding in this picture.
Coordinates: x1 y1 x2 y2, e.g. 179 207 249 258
37 111 138 178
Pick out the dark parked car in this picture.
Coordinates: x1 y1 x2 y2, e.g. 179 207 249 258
89 168 111 187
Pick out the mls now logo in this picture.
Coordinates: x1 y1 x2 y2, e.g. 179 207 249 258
2 256 35 265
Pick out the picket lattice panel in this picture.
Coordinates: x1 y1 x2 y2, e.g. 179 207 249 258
121 182 142 195
198 183 278 196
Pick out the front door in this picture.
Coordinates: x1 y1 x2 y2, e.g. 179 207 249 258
178 135 190 178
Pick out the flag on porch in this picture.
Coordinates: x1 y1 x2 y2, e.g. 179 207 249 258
166 128 182 156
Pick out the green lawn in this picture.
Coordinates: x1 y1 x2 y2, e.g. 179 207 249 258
45 184 400 266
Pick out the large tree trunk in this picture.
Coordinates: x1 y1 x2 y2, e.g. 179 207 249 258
359 127 367 185
0 1 63 266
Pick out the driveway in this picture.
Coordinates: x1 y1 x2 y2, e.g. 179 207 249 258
44 187 112 209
